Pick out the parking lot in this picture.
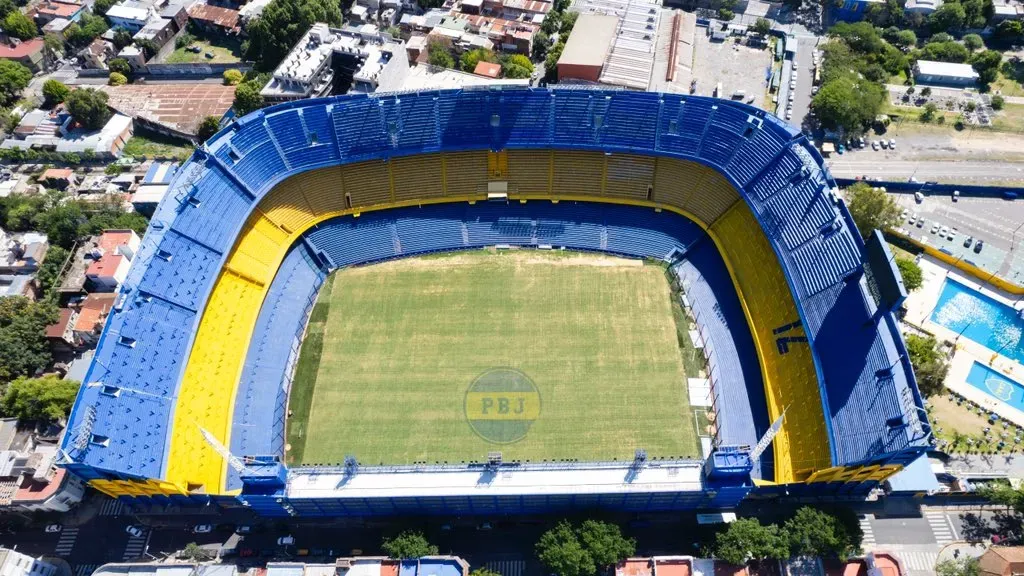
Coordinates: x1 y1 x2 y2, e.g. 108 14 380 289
690 29 772 110
889 190 1024 283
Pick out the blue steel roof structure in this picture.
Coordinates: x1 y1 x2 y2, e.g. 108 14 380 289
61 88 930 486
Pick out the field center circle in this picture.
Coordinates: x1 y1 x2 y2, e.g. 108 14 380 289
464 368 541 445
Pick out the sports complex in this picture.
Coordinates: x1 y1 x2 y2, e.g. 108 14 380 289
60 88 931 516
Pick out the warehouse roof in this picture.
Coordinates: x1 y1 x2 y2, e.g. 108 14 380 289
915 59 980 80
557 13 618 68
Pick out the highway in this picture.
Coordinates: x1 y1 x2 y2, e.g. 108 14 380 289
826 159 1024 185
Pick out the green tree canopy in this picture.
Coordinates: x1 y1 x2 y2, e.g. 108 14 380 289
936 557 979 576
906 333 949 397
829 21 885 54
532 30 550 60
811 73 885 133
244 0 343 71
992 94 1005 110
3 10 37 40
896 257 923 291
921 40 970 63
929 2 966 32
36 199 85 249
42 79 70 108
44 32 65 58
895 29 918 48
427 37 455 69
223 69 243 86
112 29 133 49
469 570 501 576
65 88 111 131
460 48 497 73
197 116 221 143
752 17 772 35
560 10 579 33
36 245 69 300
0 59 31 106
0 298 59 383
180 542 214 562
1 375 79 423
0 0 14 19
65 13 109 48
971 49 1002 85
995 19 1023 40
233 74 268 117
536 521 596 576
963 33 984 50
715 518 790 566
108 58 131 75
502 54 534 79
381 531 438 559
93 0 117 15
108 72 127 86
784 507 861 561
540 10 561 34
844 182 901 238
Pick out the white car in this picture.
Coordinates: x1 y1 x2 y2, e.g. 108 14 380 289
888 138 896 149
278 536 295 546
914 191 924 203
193 524 213 534
126 526 145 538
788 92 794 102
45 524 61 534
871 141 879 151
931 223 940 234
793 62 799 70
901 209 909 219
785 110 792 120
940 225 949 237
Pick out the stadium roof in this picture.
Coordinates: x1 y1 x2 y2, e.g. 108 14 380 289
558 13 618 69
100 83 236 137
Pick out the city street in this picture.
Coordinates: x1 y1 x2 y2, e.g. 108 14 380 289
827 159 1024 185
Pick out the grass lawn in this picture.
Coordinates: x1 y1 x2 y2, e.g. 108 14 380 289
930 395 1023 454
164 38 242 64
122 133 194 160
286 250 699 465
992 59 1024 98
990 103 1024 133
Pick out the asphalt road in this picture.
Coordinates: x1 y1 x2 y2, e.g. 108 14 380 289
826 159 1024 185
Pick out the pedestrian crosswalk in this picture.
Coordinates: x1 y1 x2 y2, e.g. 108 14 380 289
122 531 149 561
99 498 127 517
925 509 957 544
74 564 98 576
55 527 79 556
482 559 525 576
898 551 939 573
859 515 876 547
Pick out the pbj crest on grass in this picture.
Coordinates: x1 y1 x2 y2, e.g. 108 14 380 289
464 368 541 444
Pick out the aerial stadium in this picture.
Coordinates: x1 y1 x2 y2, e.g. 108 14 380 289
59 88 931 517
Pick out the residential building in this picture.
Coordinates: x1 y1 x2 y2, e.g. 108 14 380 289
93 558 470 576
83 229 140 292
979 547 1024 576
79 37 117 69
0 549 59 576
71 292 116 345
474 60 501 77
913 59 980 86
558 0 664 90
905 0 941 13
106 1 157 32
133 17 176 49
160 1 189 29
0 39 46 73
117 44 147 71
992 1 1022 19
462 14 538 54
132 161 177 216
0 229 47 275
38 168 77 191
0 424 86 513
12 468 86 512
187 4 241 35
45 307 77 352
31 0 85 25
42 18 73 36
101 82 236 140
1 109 133 158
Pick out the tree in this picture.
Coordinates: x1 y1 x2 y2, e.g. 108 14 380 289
935 558 979 576
3 10 37 40
929 2 966 32
136 38 159 59
844 182 901 238
545 40 565 78
223 69 243 86
577 520 635 570
540 10 561 34
995 19 1023 40
992 94 1005 110
93 0 116 16
64 14 109 48
715 518 790 566
920 101 938 122
976 480 1024 512
244 0 343 71
921 86 932 96
895 29 918 48
560 10 578 34
718 8 735 20
180 542 213 562
469 570 502 576
963 33 984 50
752 17 772 35
1 376 79 423
0 298 59 383
921 40 970 62
35 199 84 249
536 521 596 576
233 79 265 117
812 73 885 133
36 245 69 300
65 88 110 130
112 29 133 50
427 37 455 69
784 507 861 561
971 49 1002 85
532 30 550 60
176 32 197 49
829 21 885 54
197 116 221 143
906 333 950 397
0 60 31 107
42 80 70 107
502 54 534 79
108 58 130 75
460 48 497 73
0 0 14 19
44 33 65 59
896 257 923 291
108 72 127 86
381 531 438 559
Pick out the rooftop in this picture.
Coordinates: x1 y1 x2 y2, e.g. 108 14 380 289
100 83 235 137
473 60 501 77
557 13 618 68
569 0 664 89
1 111 133 157
35 1 83 18
105 3 152 21
0 38 44 59
915 59 981 79
40 168 73 180
73 293 116 332
187 4 240 29
401 64 529 89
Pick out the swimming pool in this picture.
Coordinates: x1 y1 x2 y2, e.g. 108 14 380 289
966 361 1024 412
930 278 1024 365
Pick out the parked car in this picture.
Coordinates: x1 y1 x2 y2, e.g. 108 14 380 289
871 141 879 151
193 524 213 534
278 536 295 546
931 223 940 234
236 525 253 534
916 218 924 228
889 138 896 149
940 225 949 237
974 240 984 253
881 140 889 149
45 524 61 533
953 190 960 202
126 526 144 538
914 191 924 203
964 236 973 248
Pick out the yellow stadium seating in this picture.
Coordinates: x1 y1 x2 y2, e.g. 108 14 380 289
444 152 489 196
392 155 444 201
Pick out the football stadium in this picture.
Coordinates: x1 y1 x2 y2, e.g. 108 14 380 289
59 88 931 516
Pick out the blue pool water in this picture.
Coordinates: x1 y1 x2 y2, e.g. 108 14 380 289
930 278 1024 365
966 362 1024 411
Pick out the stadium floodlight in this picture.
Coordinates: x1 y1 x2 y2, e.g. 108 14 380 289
487 452 502 467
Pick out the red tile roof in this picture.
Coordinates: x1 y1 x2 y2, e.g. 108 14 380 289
474 61 501 78
73 293 115 332
36 1 83 18
188 3 239 28
97 230 134 253
45 308 74 339
0 38 44 59
14 468 65 503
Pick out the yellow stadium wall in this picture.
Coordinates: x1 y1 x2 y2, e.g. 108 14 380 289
155 150 832 495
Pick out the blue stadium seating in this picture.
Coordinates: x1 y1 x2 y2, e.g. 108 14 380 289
62 89 929 495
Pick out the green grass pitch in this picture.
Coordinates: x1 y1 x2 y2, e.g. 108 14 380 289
285 250 701 465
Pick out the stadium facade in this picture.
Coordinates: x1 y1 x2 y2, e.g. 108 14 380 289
59 88 931 516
